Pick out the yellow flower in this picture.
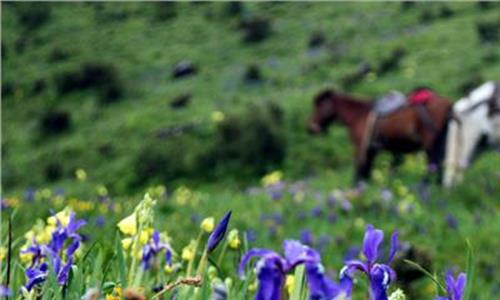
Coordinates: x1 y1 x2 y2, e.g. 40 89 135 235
181 246 194 261
75 168 87 181
0 247 7 261
293 191 305 204
224 277 233 289
139 227 154 245
47 207 71 227
96 184 108 196
248 281 257 292
121 238 133 250
200 217 215 233
117 213 137 236
164 264 174 274
20 251 33 264
228 229 240 249
211 111 225 123
354 217 365 229
261 171 282 186
105 287 122 300
285 275 295 295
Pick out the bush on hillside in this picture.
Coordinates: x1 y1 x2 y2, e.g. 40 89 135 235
239 15 272 43
55 62 124 104
153 2 177 21
477 19 500 44
48 47 71 62
224 2 244 17
15 2 52 31
133 133 202 186
204 101 286 176
39 110 72 135
44 162 63 182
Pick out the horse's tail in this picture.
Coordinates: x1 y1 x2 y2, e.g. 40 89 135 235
429 105 455 185
443 109 462 187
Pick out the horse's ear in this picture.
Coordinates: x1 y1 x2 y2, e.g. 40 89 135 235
315 89 335 105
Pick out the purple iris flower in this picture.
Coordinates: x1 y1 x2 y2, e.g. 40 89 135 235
21 242 44 266
25 263 48 291
0 285 12 296
340 225 398 300
245 229 257 244
311 206 323 218
207 211 231 253
300 229 314 246
23 212 85 291
141 230 172 269
49 212 86 256
239 240 348 300
25 187 35 202
436 272 466 300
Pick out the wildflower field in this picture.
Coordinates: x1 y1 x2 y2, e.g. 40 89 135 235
1 2 500 300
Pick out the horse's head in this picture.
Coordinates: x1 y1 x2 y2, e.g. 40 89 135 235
308 89 338 134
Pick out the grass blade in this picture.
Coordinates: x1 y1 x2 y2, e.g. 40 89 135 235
115 233 128 288
463 239 475 300
404 259 446 294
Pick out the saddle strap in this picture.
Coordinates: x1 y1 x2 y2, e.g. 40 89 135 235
414 105 438 132
358 111 378 166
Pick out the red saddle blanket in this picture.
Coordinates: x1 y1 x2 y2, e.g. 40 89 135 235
408 89 434 105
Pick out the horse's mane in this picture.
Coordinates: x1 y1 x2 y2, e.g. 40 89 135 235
314 89 336 105
314 89 373 108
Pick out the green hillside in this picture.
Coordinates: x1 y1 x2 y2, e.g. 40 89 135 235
3 2 500 193
1 3 500 299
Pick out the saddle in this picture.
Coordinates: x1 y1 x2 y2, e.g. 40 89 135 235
358 89 437 164
373 91 407 116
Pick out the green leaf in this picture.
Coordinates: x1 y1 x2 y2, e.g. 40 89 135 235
115 233 128 288
463 239 475 300
90 249 104 288
290 264 306 300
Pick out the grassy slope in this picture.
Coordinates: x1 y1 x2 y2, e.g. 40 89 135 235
2 2 500 298
3 2 500 192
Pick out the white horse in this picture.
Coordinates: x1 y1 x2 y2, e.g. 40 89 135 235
443 81 500 187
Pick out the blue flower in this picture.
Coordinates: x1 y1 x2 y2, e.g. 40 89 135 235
340 225 398 300
141 230 172 269
23 211 85 291
0 284 12 296
25 263 48 291
240 240 348 300
207 211 231 253
435 272 466 300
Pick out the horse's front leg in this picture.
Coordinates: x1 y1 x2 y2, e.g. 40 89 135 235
354 147 377 185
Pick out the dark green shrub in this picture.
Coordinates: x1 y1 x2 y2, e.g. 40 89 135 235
39 110 72 135
205 101 286 176
239 15 272 43
477 19 500 44
54 62 124 104
153 2 177 21
133 126 205 187
45 162 63 182
15 2 52 30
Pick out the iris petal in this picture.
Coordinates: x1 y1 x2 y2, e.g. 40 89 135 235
238 248 280 278
387 231 398 263
283 240 320 270
363 225 384 265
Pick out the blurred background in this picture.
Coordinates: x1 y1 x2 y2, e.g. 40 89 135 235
1 2 500 298
2 2 499 194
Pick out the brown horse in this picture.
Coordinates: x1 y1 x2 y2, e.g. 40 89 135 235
308 89 453 183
